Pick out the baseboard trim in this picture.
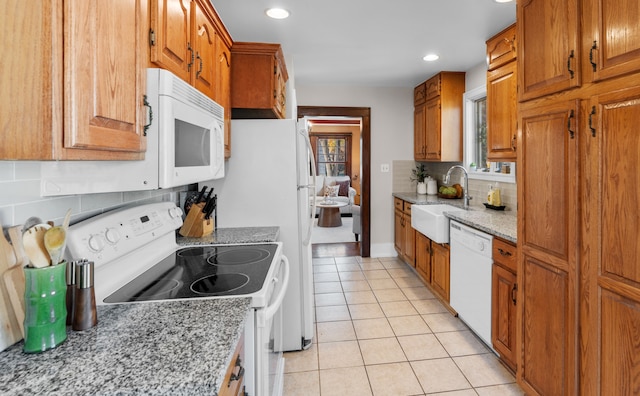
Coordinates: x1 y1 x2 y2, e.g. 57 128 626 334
369 243 397 258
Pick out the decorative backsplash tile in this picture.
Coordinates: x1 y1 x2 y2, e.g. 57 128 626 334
393 161 517 212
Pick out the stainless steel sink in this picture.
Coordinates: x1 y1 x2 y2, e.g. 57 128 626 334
410 204 464 243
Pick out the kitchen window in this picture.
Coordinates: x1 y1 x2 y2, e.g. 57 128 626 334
310 134 351 177
463 86 515 183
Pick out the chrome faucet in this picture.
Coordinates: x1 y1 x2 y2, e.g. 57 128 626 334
444 165 472 209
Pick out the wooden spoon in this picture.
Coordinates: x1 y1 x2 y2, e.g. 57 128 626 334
22 224 51 268
44 225 66 266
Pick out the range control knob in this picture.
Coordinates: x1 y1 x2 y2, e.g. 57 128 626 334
88 234 106 252
168 207 183 219
105 228 121 244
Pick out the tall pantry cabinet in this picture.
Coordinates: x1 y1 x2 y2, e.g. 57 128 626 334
516 0 640 394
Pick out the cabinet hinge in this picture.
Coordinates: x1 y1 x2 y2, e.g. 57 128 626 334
149 29 156 47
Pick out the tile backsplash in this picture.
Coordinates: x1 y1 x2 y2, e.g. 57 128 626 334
392 160 517 212
0 161 187 228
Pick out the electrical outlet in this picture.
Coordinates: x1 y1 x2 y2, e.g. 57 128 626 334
381 164 390 173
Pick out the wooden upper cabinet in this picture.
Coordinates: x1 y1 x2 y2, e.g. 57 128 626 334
486 58 517 161
215 35 232 158
231 42 289 119
149 0 192 82
413 72 465 162
149 0 226 102
517 0 581 101
192 2 216 100
414 83 426 106
582 0 640 83
64 0 147 158
1 0 148 160
487 24 517 71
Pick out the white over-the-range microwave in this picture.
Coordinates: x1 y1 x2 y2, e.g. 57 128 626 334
41 68 225 196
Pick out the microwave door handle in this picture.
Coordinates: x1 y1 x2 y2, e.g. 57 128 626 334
262 255 290 324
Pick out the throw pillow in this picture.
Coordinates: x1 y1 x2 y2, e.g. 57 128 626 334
324 184 339 197
336 180 350 197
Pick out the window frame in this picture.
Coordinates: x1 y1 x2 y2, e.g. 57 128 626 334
463 86 516 184
310 133 352 177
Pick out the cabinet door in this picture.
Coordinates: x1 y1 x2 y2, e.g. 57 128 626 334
149 0 192 82
492 264 517 372
394 209 403 255
487 61 517 161
192 2 216 101
0 0 57 159
581 85 640 395
64 0 147 158
583 0 640 83
403 213 415 267
517 0 581 101
424 97 441 160
415 233 431 283
274 59 287 118
430 243 450 302
517 100 579 396
215 35 232 158
414 104 426 160
487 24 517 71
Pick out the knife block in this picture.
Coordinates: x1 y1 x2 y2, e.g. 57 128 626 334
179 203 214 237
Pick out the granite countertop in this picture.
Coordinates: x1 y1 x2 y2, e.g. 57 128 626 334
0 227 281 395
178 226 279 245
393 192 517 243
0 298 251 396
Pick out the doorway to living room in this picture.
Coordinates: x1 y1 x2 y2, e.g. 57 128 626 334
298 106 371 258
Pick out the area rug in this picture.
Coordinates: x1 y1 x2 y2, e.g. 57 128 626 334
311 217 356 244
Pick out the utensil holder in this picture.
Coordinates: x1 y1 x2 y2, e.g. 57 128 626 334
23 262 67 353
178 203 214 237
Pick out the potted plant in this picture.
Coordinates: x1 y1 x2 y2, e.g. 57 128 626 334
411 164 428 194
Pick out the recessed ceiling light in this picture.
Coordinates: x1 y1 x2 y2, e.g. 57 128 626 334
494 0 514 3
423 54 440 62
266 8 290 19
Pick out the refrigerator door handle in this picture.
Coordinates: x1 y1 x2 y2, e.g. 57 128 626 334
299 126 317 246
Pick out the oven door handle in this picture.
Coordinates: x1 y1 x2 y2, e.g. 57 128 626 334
263 255 290 323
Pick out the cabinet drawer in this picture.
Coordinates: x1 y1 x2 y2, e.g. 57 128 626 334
403 202 412 216
425 74 441 99
414 83 426 106
394 197 404 211
492 238 517 273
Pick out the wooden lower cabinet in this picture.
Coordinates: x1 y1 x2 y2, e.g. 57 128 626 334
218 333 246 396
430 242 450 302
491 238 517 373
415 232 431 282
394 198 415 267
414 231 450 304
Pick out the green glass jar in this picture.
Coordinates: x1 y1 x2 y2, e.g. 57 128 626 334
23 262 68 353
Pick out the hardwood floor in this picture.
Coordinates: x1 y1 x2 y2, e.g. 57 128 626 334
312 242 360 258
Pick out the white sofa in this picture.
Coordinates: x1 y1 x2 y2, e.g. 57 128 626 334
313 175 356 215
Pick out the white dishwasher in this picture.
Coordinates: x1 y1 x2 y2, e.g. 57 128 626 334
449 220 494 347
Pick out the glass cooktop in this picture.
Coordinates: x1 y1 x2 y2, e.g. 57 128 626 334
104 244 278 303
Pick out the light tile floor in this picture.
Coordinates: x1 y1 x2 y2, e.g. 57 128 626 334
283 256 525 396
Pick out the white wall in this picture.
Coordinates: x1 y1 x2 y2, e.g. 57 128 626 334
296 84 414 257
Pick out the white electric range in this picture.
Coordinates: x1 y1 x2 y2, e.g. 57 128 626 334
66 201 288 396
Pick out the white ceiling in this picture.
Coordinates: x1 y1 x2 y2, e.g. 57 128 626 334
210 0 516 88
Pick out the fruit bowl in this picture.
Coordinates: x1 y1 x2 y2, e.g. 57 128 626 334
437 193 459 199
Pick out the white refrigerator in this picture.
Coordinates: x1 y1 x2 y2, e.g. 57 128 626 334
202 118 316 352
